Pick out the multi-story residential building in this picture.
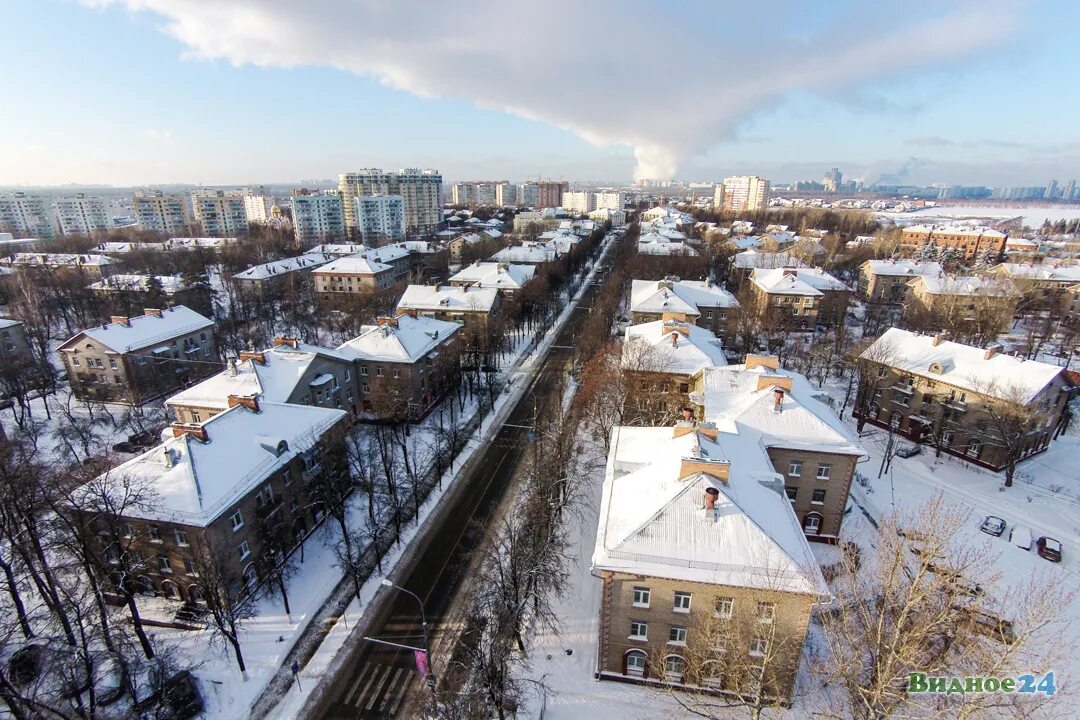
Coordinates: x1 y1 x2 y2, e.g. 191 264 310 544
355 195 406 244
980 262 1080 314
621 319 727 419
58 306 219 405
87 274 207 313
291 191 346 246
0 193 54 239
242 192 275 225
903 275 1018 336
593 190 625 211
3 252 115 280
0 318 34 371
489 242 559 265
312 246 412 294
689 356 866 539
589 207 627 227
451 181 500 207
192 190 249 237
231 253 334 297
591 420 829 697
338 169 443 235
561 190 594 214
396 285 501 331
163 237 238 252
495 182 517 207
55 194 109 236
512 210 562 233
900 225 1007 261
132 191 191 235
728 251 808 291
166 339 359 422
858 259 945 304
749 268 850 330
336 312 461 419
719 176 770 212
448 232 485 263
630 277 739 344
448 262 537 296
823 167 843 193
73 398 348 603
856 329 1069 471
516 181 567 209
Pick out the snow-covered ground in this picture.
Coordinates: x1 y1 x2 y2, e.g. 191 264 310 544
877 204 1080 229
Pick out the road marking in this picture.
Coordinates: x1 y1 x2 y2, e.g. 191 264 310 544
379 667 406 712
365 665 395 711
388 670 412 716
344 663 372 704
355 665 387 708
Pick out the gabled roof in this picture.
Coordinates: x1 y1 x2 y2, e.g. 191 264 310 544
622 320 727 376
448 261 536 289
397 284 499 313
861 328 1064 404
60 306 214 354
991 263 1080 282
593 427 827 595
489 245 557 264
336 314 460 363
630 278 738 314
234 253 334 281
862 259 944 277
88 274 189 294
910 274 1014 297
752 267 847 295
314 255 392 275
733 249 807 270
96 401 347 526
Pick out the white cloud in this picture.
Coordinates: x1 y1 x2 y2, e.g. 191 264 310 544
86 0 1021 179
144 128 175 144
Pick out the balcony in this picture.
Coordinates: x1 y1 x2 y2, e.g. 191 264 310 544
891 383 915 395
944 398 967 412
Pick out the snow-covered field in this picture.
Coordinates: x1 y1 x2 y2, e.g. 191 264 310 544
877 204 1080 229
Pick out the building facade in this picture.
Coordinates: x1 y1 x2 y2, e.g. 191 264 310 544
192 190 249 237
355 195 406 244
133 191 191 235
720 176 770 212
900 225 1007 261
55 194 110 236
858 260 944 304
291 191 347 246
630 278 740 344
339 169 443 235
561 190 594 214
0 193 54 239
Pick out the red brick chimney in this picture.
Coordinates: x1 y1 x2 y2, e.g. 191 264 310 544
376 317 399 328
239 350 266 365
227 395 260 413
273 337 300 349
397 308 418 319
704 487 720 510
171 424 208 442
110 315 130 327
143 308 163 318
932 332 948 347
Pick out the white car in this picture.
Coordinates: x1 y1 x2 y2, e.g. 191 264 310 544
1010 525 1032 551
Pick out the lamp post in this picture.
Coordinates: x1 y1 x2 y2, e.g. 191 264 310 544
380 579 436 689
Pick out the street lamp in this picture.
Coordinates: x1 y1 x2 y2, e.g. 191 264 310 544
380 579 435 689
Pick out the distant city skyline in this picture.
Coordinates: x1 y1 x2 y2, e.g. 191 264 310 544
2 1 1079 187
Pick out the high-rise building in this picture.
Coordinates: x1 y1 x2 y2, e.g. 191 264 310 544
355 194 405 244
451 181 500 207
823 167 843 193
495 182 517 206
243 192 275 224
561 190 594 214
517 183 539 207
516 181 567 209
0 192 54 239
1063 180 1076 202
1046 180 1060 200
132 191 191 235
55 193 109 236
192 190 249 237
593 190 625 211
712 184 725 209
291 191 346 246
338 168 443 236
720 175 770 212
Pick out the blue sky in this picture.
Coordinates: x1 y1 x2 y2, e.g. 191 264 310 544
1 0 1078 187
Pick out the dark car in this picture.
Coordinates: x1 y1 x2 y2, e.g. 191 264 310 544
979 515 1007 537
111 441 139 454
896 443 921 458
1036 536 1062 563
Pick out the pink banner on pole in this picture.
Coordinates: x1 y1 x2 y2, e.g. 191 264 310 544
414 649 430 677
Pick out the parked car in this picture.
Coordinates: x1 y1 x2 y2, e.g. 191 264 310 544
1010 525 1032 550
979 515 1007 537
111 441 139 454
1036 537 1062 563
896 443 921 458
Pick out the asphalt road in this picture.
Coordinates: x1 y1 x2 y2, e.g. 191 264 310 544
313 256 609 719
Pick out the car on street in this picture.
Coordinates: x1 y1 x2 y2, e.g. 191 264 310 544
979 515 1007 537
1036 536 1063 563
1010 525 1032 550
896 443 921 458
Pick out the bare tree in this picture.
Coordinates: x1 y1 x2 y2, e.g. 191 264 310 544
188 535 256 679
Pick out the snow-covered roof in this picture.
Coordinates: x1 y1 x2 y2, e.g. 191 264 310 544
392 240 439 254
622 320 727 376
861 328 1065 404
5 252 113 268
911 275 1014 297
448 261 536 290
992 263 1080 283
88 274 189 294
397 284 499 313
593 426 828 595
234 254 333 281
728 235 763 251
314 255 392 276
733 249 807 270
336 314 460 363
489 244 557 264
0 318 22 331
98 401 346 526
62 306 214 354
165 343 349 411
903 224 1006 238
452 232 483 245
751 268 847 295
863 259 944 277
305 244 367 256
630 278 738 315
363 245 410 264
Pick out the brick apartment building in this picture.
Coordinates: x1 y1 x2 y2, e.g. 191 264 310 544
748 268 850 330
630 277 740 346
395 285 502 332
900 225 1007 261
857 260 944 304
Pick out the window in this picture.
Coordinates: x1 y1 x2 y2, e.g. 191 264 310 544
715 597 734 619
788 460 802 477
811 488 826 505
668 625 688 645
967 439 982 458
72 356 80 366
632 587 651 608
191 411 202 423
238 541 251 560
673 591 692 613
122 523 134 538
625 650 647 678
256 484 275 507
184 559 198 576
345 368 351 381
230 510 244 531
148 526 162 543
785 486 797 501
664 655 686 682
941 430 954 447
361 366 368 376
200 332 206 341
816 464 831 480
392 368 400 379
711 631 728 652
628 621 648 641
157 555 172 574
174 529 189 546
756 602 776 624
109 359 117 370
876 366 887 378
376 367 384 377
749 637 768 657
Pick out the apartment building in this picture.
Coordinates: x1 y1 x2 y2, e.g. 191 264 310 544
630 277 739 344
621 319 727 419
166 339 359 422
336 312 461 419
0 318 34 372
490 242 559 265
858 259 945 304
594 191 625 211
903 275 1018 335
58 306 219 405
980 262 1080 314
291 191 346 246
512 210 562 233
495 182 517 207
857 329 1069 471
3 252 115 280
339 169 443 235
73 399 348 603
561 190 594 214
719 176 770 212
231 253 334 297
592 421 828 698
451 181 500 207
312 245 415 295
448 261 537 296
900 225 1007 261
396 284 501 331
55 194 110 236
516 181 567 209
589 207 627 227
192 190 249 237
749 268 850 330
133 191 191 235
0 193 54 239
242 192 275 224
355 195 406 244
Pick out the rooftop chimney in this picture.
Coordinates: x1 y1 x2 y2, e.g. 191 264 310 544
171 424 209 442
228 395 260 413
239 350 266 365
671 332 679 348
704 487 720 510
680 407 695 423
110 315 130 327
397 308 418 319
679 456 730 483
144 308 163 318
773 387 785 413
226 357 238 377
273 337 300 349
744 354 779 372
931 331 948 347
984 342 1002 360
375 316 399 328
755 374 793 392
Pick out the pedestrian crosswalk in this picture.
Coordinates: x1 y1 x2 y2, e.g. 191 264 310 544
340 662 414 717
